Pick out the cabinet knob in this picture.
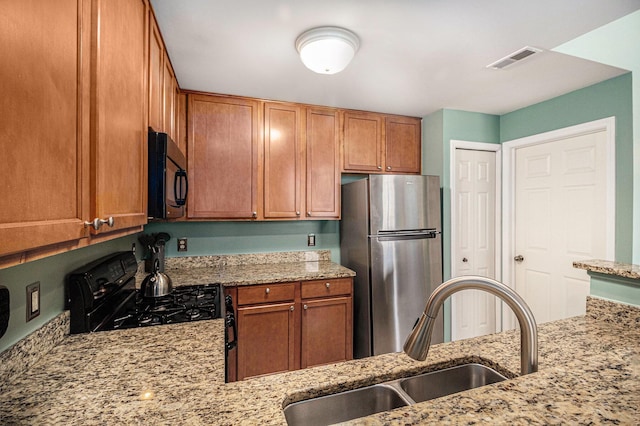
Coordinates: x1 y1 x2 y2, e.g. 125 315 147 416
325 282 331 289
265 288 270 294
514 255 525 263
386 166 392 171
290 305 294 311
296 211 300 216
462 257 468 263
303 304 308 310
84 217 115 230
377 166 382 170
307 212 311 217
252 212 257 218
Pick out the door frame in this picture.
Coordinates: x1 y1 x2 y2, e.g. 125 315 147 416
501 117 616 328
450 140 502 339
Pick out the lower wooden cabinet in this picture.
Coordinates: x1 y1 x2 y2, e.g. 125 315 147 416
232 278 353 381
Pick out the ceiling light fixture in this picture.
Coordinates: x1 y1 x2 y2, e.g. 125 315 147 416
295 26 360 75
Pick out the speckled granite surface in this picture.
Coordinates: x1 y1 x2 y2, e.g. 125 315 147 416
574 259 640 280
136 251 355 288
0 311 69 389
1 298 638 425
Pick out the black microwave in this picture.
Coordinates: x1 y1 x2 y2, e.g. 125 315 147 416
148 129 188 219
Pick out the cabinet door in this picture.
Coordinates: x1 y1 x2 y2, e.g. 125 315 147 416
188 95 260 219
148 15 164 132
90 0 148 233
306 108 340 219
175 92 187 156
385 116 421 174
163 55 176 140
301 296 353 368
237 302 296 380
0 0 90 258
263 103 302 219
342 111 383 173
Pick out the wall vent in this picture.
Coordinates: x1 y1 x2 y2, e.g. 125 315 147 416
487 46 542 70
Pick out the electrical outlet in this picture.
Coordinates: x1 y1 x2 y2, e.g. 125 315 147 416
26 281 40 322
307 233 316 247
177 237 188 252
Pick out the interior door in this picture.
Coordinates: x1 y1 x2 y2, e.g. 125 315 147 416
513 130 608 323
451 148 498 341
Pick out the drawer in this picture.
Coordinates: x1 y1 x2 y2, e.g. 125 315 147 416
301 278 352 299
237 283 296 305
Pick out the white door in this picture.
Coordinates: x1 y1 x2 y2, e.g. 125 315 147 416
513 129 610 324
451 146 499 341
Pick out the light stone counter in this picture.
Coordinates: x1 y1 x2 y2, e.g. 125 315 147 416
1 298 638 424
574 259 640 280
136 250 356 288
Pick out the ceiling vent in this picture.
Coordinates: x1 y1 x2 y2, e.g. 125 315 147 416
486 46 542 70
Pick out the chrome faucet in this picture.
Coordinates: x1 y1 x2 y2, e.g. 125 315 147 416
404 276 538 375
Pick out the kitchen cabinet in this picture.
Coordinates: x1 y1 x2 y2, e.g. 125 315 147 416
232 278 353 381
342 111 421 174
0 0 147 265
385 115 421 173
300 278 353 368
89 0 148 234
306 108 341 219
0 0 91 260
263 102 303 219
148 9 179 142
263 103 341 220
187 94 261 219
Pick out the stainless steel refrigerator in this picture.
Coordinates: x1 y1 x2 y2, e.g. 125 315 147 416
340 174 443 358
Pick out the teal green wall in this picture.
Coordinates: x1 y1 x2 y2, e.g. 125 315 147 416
144 221 340 263
422 109 501 341
0 235 138 353
589 273 640 307
553 10 640 264
500 73 634 263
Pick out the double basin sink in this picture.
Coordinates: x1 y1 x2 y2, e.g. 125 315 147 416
284 363 508 425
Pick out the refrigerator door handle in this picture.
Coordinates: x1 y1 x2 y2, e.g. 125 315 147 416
370 229 441 241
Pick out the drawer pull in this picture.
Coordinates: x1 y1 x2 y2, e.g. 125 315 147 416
265 288 270 294
325 282 331 289
290 305 294 311
303 304 308 310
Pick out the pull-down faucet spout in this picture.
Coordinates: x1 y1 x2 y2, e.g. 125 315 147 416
404 276 538 376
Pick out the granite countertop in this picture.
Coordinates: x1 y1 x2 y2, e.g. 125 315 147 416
574 259 640 280
136 250 356 288
1 298 638 424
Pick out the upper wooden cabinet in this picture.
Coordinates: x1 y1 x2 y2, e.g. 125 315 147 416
385 115 421 173
342 111 421 174
0 0 91 259
148 9 179 142
306 108 341 219
90 0 148 233
187 94 261 219
263 102 303 219
342 111 384 173
1 0 148 265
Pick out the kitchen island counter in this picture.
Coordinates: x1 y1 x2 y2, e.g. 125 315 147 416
0 298 638 424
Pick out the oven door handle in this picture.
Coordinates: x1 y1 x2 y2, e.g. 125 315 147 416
225 295 237 351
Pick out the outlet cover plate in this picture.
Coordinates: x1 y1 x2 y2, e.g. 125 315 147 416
26 281 40 322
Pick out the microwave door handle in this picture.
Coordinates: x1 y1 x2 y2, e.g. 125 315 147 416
174 170 188 206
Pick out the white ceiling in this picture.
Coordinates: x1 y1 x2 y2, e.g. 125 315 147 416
150 0 640 117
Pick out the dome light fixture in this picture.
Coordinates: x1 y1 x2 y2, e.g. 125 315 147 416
295 26 360 75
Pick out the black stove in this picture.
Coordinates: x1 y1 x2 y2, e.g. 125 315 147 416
115 284 220 329
66 251 222 334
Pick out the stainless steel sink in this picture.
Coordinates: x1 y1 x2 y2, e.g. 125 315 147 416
283 363 508 425
397 363 508 403
284 384 410 426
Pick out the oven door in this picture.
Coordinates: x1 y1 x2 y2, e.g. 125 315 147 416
86 284 137 332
